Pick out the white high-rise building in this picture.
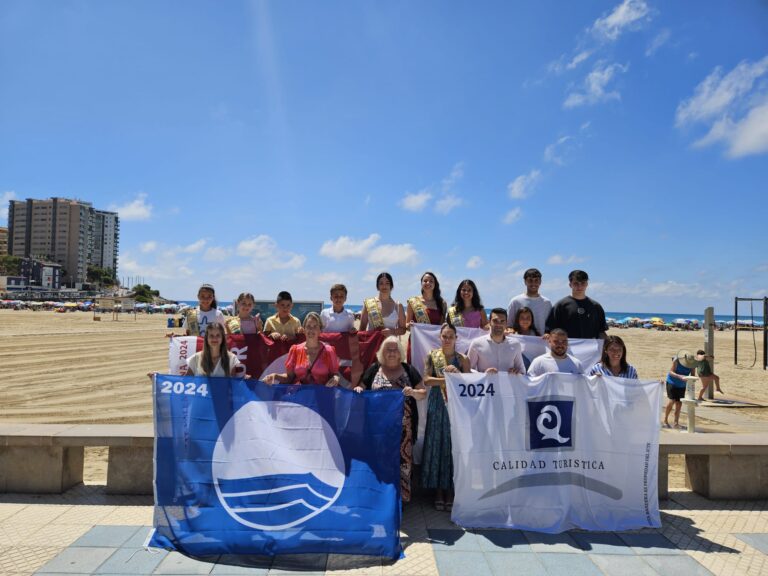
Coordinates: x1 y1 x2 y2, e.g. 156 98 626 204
8 197 120 288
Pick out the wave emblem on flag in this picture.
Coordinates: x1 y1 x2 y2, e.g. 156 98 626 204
212 400 346 531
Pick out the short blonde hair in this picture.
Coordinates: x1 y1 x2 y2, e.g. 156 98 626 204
376 335 402 364
303 311 323 330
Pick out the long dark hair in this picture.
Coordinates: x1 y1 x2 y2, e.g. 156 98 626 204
421 271 445 314
453 279 482 313
601 335 628 373
513 306 540 336
376 272 394 291
201 323 230 376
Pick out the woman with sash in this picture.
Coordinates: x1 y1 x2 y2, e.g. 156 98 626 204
421 322 470 511
359 272 406 336
406 271 447 327
447 279 488 329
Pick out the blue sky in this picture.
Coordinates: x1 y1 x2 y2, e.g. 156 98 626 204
1 1 766 314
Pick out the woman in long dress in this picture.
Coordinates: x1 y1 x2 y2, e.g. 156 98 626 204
421 322 470 511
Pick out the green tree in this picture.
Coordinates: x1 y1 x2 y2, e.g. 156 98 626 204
132 283 160 303
87 265 117 288
0 255 22 276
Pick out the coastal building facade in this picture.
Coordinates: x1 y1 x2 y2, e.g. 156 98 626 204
0 226 7 255
7 197 119 288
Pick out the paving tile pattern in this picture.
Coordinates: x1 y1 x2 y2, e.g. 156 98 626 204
0 479 764 575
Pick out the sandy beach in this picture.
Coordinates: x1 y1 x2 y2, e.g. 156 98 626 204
1 309 766 484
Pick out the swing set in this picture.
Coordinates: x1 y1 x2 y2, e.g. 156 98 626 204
733 297 767 370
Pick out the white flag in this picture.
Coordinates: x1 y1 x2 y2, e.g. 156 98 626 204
445 371 662 532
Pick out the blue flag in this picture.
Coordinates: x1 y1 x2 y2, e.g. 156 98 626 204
149 376 404 558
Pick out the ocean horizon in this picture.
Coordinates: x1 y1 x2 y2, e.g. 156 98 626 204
178 301 762 325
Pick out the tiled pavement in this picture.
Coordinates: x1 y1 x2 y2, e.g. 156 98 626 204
3 402 767 576
0 484 766 576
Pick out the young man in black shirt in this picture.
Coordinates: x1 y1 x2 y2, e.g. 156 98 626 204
545 270 607 340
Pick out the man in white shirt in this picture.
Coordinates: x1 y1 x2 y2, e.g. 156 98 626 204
468 308 525 374
527 328 583 377
507 268 552 336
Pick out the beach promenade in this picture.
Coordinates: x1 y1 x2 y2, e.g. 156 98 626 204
1 402 767 576
1 310 767 575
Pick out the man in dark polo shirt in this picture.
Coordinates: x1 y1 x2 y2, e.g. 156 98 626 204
545 270 607 340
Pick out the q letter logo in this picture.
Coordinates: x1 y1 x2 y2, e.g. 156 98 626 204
527 399 574 450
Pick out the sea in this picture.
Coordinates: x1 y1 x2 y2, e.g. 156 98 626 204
179 302 762 325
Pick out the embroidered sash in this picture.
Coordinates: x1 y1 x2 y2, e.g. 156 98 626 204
225 316 242 334
430 349 449 402
364 297 385 330
407 296 431 324
184 308 200 336
447 306 464 327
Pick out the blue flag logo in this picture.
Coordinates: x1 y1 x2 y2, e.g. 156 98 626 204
213 400 346 530
149 376 403 558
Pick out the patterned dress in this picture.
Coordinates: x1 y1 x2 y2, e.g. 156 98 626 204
421 351 465 491
370 368 418 502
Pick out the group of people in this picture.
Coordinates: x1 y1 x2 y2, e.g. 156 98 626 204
164 268 654 511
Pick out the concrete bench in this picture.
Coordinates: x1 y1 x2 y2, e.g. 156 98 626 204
659 433 768 500
0 423 153 495
2 424 765 500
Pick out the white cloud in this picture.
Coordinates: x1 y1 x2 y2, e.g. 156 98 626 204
567 50 592 70
399 190 432 212
544 136 576 165
442 162 464 192
645 29 671 57
435 194 463 214
109 192 153 221
119 253 195 282
547 254 586 265
139 241 157 253
320 234 381 260
402 163 466 215
203 246 232 262
367 244 418 267
591 0 650 42
182 239 206 253
503 208 523 225
676 55 768 158
547 0 650 76
564 61 628 109
676 56 768 126
236 234 306 270
319 233 419 267
1 191 17 222
507 169 540 199
466 256 483 269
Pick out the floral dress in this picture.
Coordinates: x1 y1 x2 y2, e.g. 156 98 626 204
370 367 418 501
